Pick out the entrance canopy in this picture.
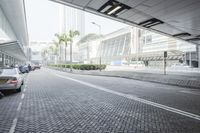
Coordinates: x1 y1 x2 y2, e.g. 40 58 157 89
0 41 26 61
50 0 200 45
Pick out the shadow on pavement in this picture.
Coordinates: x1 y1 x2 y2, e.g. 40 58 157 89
0 90 18 98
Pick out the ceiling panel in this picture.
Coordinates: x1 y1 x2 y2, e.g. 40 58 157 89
153 0 200 19
72 0 91 7
142 0 183 16
118 9 137 19
50 0 200 45
122 0 149 8
128 13 151 24
141 0 163 7
152 24 183 35
57 0 73 3
165 4 200 22
87 0 108 10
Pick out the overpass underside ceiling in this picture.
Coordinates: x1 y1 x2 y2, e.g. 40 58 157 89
50 0 200 45
0 41 26 61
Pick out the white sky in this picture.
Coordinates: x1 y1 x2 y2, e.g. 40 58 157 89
25 0 128 42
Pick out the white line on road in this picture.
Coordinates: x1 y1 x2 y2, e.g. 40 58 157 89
56 74 200 121
23 88 26 92
17 102 22 111
9 118 18 133
180 90 200 96
21 93 25 99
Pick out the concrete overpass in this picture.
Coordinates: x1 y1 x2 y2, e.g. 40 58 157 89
50 0 200 67
0 0 28 66
50 0 200 45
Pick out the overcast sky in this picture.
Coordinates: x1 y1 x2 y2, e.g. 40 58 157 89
25 0 128 42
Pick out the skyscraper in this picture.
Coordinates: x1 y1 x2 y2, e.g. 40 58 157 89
58 5 85 62
59 5 85 38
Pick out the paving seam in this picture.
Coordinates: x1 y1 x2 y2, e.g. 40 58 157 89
55 73 200 121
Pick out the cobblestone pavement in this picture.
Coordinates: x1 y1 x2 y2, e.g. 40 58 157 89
0 68 200 133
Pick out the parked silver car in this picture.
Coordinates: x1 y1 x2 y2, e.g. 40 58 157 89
0 68 24 92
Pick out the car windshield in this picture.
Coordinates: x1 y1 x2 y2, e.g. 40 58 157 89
0 69 17 75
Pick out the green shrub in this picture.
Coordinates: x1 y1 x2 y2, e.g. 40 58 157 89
48 64 106 70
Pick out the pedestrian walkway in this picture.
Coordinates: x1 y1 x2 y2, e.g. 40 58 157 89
51 67 200 89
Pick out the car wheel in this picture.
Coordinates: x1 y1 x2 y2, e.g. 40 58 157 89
16 86 21 93
22 81 24 85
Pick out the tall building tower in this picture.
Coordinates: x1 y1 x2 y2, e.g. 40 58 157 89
59 5 85 62
59 5 85 38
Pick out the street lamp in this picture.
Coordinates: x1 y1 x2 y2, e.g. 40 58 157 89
91 22 102 71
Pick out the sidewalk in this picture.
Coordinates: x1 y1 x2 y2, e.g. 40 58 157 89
49 67 200 89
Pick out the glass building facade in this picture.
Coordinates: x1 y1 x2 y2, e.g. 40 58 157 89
78 26 197 67
98 33 131 58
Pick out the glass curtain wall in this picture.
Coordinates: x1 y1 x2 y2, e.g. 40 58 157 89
97 33 131 64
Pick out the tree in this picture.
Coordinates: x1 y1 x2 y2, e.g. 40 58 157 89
53 30 79 71
54 33 64 63
41 48 49 64
54 33 71 63
68 30 80 71
51 41 58 55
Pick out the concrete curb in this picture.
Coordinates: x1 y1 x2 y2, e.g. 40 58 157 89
49 67 200 89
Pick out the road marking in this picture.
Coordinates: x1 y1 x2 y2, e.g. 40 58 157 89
9 118 18 133
56 74 200 121
17 102 22 111
21 93 25 99
180 90 200 96
9 75 28 133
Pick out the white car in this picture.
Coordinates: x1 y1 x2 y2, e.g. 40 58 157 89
0 68 24 92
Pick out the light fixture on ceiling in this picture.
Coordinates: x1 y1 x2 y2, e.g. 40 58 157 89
139 18 164 28
173 33 191 38
107 6 122 15
186 38 200 41
97 0 131 16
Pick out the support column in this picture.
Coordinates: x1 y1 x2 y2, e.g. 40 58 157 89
0 53 4 67
189 52 192 67
196 45 200 68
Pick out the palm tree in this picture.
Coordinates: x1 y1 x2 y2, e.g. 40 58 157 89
55 33 72 63
41 48 49 65
61 33 71 63
68 30 80 71
52 40 60 63
48 45 59 64
54 33 64 63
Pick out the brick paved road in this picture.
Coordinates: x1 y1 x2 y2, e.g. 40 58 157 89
0 68 200 133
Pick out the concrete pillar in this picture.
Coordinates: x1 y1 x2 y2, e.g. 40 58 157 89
196 45 200 68
2 53 5 67
189 52 192 67
0 53 4 67
184 52 187 64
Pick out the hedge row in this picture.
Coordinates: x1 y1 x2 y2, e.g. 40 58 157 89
48 64 106 70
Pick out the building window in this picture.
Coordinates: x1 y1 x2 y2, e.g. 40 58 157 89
146 35 152 44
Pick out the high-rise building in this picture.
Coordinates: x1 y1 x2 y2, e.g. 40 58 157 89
58 5 85 62
59 5 85 38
